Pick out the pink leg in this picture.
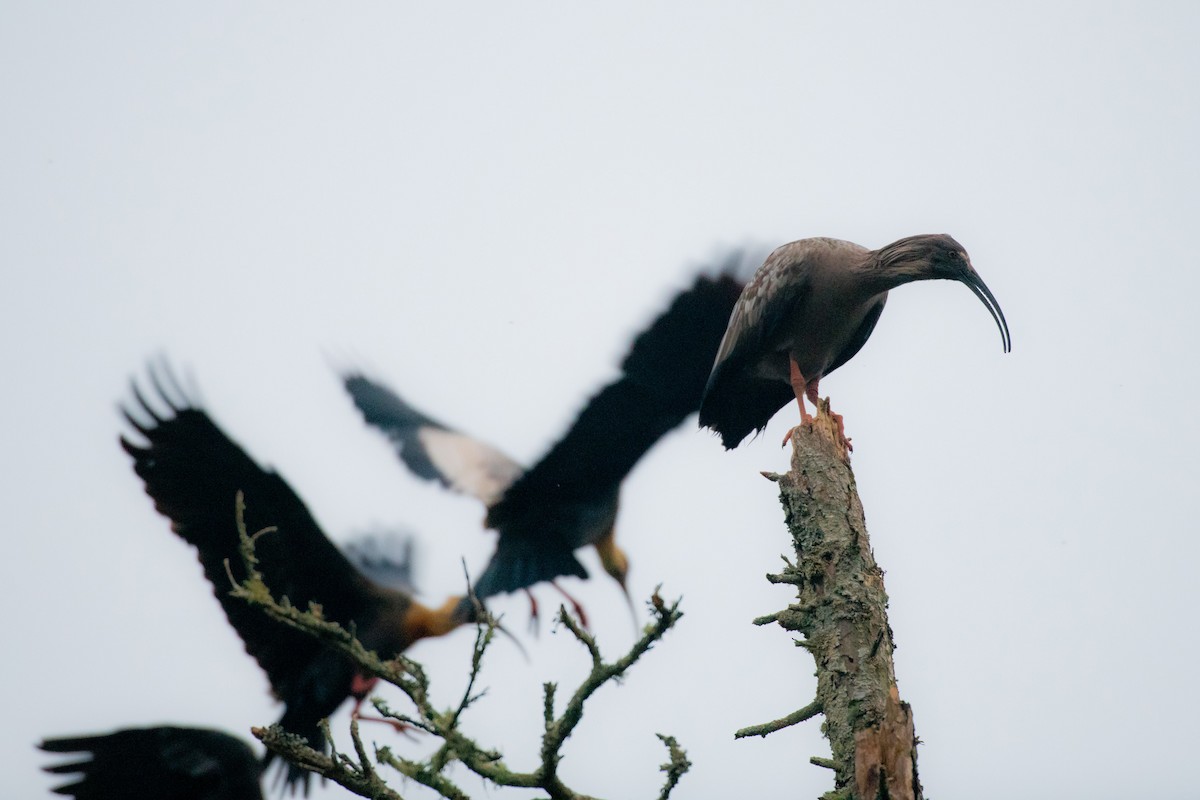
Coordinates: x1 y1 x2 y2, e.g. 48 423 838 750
805 380 820 408
349 674 416 736
782 359 814 446
551 580 590 630
524 588 540 634
790 359 813 422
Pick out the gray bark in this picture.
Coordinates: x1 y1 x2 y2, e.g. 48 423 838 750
744 401 922 800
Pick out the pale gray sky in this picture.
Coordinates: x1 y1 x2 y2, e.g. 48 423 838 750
3 3 1198 798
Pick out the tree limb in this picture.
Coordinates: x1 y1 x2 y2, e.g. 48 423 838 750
746 400 923 800
228 495 689 799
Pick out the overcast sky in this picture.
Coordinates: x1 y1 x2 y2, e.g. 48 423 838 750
4 3 1199 799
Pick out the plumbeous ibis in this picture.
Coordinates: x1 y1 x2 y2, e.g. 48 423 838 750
41 725 263 800
121 368 480 792
699 234 1010 449
342 252 755 619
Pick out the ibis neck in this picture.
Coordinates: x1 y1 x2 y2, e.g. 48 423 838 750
593 525 627 583
857 255 929 295
406 596 469 642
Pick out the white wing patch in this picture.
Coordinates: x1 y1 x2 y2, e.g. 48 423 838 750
417 427 525 507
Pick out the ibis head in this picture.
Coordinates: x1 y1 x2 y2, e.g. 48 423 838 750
876 233 1010 352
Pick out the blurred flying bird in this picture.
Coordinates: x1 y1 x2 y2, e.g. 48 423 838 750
120 369 483 792
341 529 418 592
40 725 263 800
699 234 1010 450
343 253 755 621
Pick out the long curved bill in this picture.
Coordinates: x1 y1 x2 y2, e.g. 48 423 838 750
620 582 639 634
961 269 1011 353
493 619 530 661
459 593 530 660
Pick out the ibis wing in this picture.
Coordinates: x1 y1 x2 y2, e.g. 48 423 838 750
824 295 887 377
480 267 746 590
121 377 383 784
343 374 523 506
41 726 263 800
472 533 591 600
699 249 815 448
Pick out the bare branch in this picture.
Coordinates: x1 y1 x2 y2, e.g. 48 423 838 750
253 725 404 800
230 500 688 799
745 399 923 799
655 734 691 800
734 700 823 740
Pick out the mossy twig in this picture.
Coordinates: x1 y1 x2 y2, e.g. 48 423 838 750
230 493 689 799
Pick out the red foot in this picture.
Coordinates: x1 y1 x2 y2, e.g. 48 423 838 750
352 710 419 739
784 359 817 447
830 410 854 453
524 588 540 635
551 580 590 630
525 585 590 632
780 402 854 453
350 681 419 739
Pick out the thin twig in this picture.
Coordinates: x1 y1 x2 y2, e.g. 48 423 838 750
655 734 691 800
233 498 688 799
734 700 823 739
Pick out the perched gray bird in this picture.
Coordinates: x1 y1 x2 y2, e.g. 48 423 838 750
699 234 1010 449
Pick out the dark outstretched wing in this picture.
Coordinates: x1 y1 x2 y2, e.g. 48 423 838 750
41 726 263 800
343 374 523 506
698 243 818 448
477 260 748 593
120 372 389 788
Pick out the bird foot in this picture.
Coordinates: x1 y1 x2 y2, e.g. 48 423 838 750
564 600 590 630
525 588 541 637
351 710 420 740
350 681 419 739
551 581 590 630
781 409 853 453
526 587 590 632
829 410 853 453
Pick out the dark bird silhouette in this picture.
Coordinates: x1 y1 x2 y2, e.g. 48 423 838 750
699 234 1010 450
40 725 263 800
343 254 753 617
120 371 480 792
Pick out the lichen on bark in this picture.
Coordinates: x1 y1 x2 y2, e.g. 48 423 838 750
742 400 922 800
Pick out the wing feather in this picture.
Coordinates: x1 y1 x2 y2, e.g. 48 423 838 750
478 262 746 590
40 726 263 800
699 243 817 447
343 374 523 506
824 296 887 377
121 372 386 787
